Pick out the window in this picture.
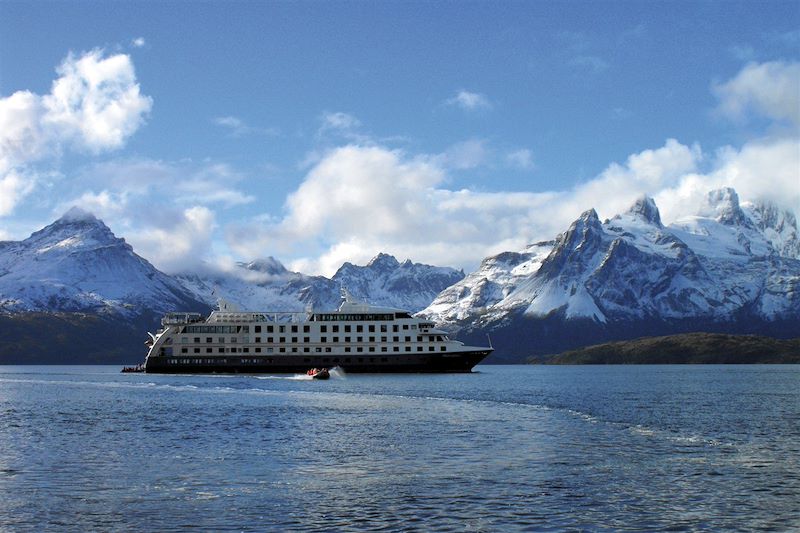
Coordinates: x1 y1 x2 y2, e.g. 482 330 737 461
344 347 351 352
380 325 388 332
405 336 411 342
321 337 327 343
279 325 286 333
303 325 310 333
357 347 363 352
393 325 399 332
369 336 375 342
332 325 339 333
381 347 387 352
357 336 363 342
194 337 200 343
194 348 200 353
255 326 261 333
291 325 298 333
255 337 261 343
231 337 237 343
381 336 387 342
405 347 411 352
291 337 298 343
403 325 409 330
333 337 339 342
267 325 274 333
304 337 310 343
219 347 225 353
218 337 225 343
206 337 212 343
368 325 375 332
369 347 375 352
181 348 188 353
206 347 212 353
320 325 328 333
356 325 363 333
417 336 422 342
393 347 399 352
267 337 274 343
345 336 351 342
393 336 399 342
345 325 351 333
279 337 285 343
256 347 262 353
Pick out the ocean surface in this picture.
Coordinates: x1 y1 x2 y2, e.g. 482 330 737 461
0 365 798 532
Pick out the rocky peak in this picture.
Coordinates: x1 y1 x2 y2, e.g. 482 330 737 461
367 253 401 270
702 188 751 227
626 196 662 226
26 207 124 252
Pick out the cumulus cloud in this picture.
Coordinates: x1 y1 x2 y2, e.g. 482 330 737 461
0 48 151 216
128 206 216 273
131 37 146 48
446 90 492 111
713 60 800 126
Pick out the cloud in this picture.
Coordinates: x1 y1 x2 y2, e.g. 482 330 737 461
213 115 279 138
0 48 151 216
128 206 217 273
506 149 534 170
446 90 492 111
713 60 800 126
439 139 488 170
131 37 146 48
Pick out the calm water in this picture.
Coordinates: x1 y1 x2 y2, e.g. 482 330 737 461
0 365 798 532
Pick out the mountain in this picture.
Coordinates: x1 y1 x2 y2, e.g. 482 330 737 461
0 207 205 316
175 252 464 314
420 188 800 362
0 208 209 363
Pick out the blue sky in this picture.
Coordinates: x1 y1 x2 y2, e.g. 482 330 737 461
1 1 798 275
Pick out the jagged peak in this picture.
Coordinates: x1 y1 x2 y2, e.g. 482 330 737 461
625 195 662 226
367 253 400 269
701 187 751 227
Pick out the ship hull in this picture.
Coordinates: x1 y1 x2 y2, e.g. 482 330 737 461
144 350 491 374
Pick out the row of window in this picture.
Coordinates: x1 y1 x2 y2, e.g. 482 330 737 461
163 345 448 356
182 323 427 335
179 334 445 344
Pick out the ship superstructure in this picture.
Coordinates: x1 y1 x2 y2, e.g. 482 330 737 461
143 290 492 373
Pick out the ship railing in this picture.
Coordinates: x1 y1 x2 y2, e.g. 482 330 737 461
206 311 309 323
162 313 204 326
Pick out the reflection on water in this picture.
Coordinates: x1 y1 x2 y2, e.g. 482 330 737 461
0 365 798 531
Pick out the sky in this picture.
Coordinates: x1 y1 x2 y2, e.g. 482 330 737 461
1 1 798 276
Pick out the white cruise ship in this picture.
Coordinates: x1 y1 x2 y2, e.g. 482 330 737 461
142 290 492 373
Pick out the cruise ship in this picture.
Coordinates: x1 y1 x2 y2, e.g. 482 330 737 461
142 290 492 373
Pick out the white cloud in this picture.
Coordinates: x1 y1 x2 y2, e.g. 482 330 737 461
132 37 146 48
42 49 152 152
506 148 534 170
0 170 36 217
127 206 216 273
446 90 492 111
213 115 279 138
0 48 151 216
713 61 800 126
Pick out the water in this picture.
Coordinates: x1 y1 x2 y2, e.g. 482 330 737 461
0 365 798 532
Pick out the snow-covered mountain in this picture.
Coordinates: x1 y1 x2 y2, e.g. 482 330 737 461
176 252 464 314
0 207 206 317
421 188 800 360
